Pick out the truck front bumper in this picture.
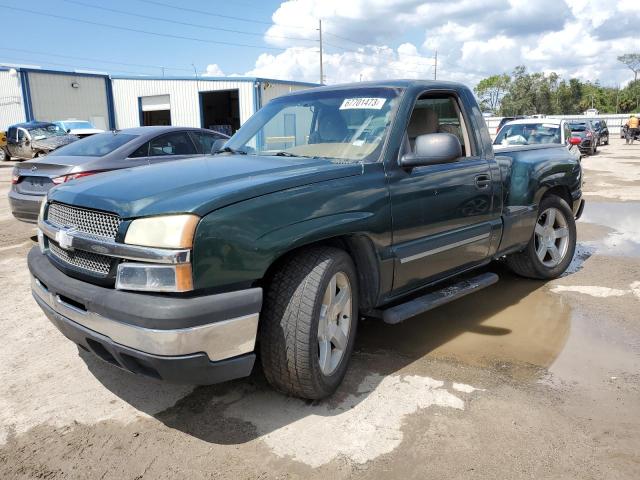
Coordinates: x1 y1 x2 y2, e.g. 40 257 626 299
27 248 261 385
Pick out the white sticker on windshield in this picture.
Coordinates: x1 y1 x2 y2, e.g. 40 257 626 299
542 124 558 128
339 98 386 110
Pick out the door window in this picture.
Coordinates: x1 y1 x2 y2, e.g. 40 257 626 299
148 132 197 157
405 95 474 157
17 128 27 143
191 131 227 154
7 127 16 142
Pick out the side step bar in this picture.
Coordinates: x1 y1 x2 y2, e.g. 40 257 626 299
380 272 499 325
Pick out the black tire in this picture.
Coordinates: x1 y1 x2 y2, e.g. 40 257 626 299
260 246 358 399
2 148 9 161
506 195 577 280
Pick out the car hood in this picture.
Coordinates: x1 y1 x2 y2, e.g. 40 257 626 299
32 135 78 150
47 154 363 218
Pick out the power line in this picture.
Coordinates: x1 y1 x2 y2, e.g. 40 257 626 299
0 4 290 52
0 57 149 76
61 0 317 43
132 0 306 29
3 47 194 73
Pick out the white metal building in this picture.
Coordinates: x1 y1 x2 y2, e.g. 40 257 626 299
111 76 316 135
0 68 26 129
0 67 114 131
0 67 317 133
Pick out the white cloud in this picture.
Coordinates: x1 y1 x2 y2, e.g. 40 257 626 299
204 0 638 86
202 64 225 77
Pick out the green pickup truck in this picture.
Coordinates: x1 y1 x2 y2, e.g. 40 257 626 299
28 80 583 399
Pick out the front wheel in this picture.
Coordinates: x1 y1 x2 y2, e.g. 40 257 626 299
260 246 358 399
2 148 10 161
506 195 577 279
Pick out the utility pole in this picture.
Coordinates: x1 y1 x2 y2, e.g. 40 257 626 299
433 50 438 80
318 19 324 85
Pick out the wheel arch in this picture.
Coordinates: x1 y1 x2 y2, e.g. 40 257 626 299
259 233 381 312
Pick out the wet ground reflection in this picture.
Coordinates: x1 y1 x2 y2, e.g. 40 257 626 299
357 266 571 377
579 201 640 256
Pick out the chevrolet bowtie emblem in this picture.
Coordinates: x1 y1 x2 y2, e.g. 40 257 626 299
56 227 76 251
31 166 37 172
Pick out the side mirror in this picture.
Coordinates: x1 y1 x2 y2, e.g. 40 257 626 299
400 133 462 168
569 137 581 146
210 138 227 154
66 129 71 133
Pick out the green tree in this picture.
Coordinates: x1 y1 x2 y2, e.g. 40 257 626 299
474 74 510 113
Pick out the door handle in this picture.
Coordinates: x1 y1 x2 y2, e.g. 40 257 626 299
475 174 491 189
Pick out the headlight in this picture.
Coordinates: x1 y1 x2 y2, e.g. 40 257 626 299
116 263 193 292
124 214 199 249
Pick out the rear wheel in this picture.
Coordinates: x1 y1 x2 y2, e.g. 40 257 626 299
260 246 358 399
506 195 576 280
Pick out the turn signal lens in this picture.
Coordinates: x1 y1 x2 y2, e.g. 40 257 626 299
115 263 193 292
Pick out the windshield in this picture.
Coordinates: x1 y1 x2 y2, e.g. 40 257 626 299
494 123 561 146
224 87 402 162
48 132 138 157
64 121 95 130
569 123 587 132
27 124 67 140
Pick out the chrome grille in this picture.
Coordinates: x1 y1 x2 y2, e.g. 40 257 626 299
49 241 112 275
47 203 120 239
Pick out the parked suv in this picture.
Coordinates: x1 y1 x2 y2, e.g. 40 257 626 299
592 119 609 146
568 120 598 155
3 121 77 161
9 126 228 223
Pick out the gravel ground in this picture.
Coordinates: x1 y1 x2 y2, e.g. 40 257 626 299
0 139 639 479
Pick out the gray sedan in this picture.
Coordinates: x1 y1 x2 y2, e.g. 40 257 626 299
9 126 228 223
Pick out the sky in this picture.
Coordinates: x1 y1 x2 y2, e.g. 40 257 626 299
1 0 637 87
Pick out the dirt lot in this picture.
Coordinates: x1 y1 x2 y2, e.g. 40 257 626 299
1 139 639 479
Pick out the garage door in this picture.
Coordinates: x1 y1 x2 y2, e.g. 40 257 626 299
140 95 170 111
27 72 110 129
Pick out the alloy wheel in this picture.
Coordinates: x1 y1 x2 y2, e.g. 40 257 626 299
534 207 570 268
317 272 352 376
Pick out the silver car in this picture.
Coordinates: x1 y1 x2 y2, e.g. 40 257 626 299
9 126 228 223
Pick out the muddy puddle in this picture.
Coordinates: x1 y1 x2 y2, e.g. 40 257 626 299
579 201 640 256
357 267 572 378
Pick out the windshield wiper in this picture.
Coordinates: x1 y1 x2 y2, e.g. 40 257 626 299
269 151 322 159
214 146 247 155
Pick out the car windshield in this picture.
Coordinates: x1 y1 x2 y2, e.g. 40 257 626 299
569 123 587 132
27 124 67 140
494 123 561 145
223 87 402 163
48 132 138 157
64 121 95 130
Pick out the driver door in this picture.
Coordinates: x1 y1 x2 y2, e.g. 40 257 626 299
15 128 33 159
388 92 499 295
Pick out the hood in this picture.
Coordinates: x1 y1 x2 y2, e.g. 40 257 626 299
32 135 78 151
47 154 363 218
